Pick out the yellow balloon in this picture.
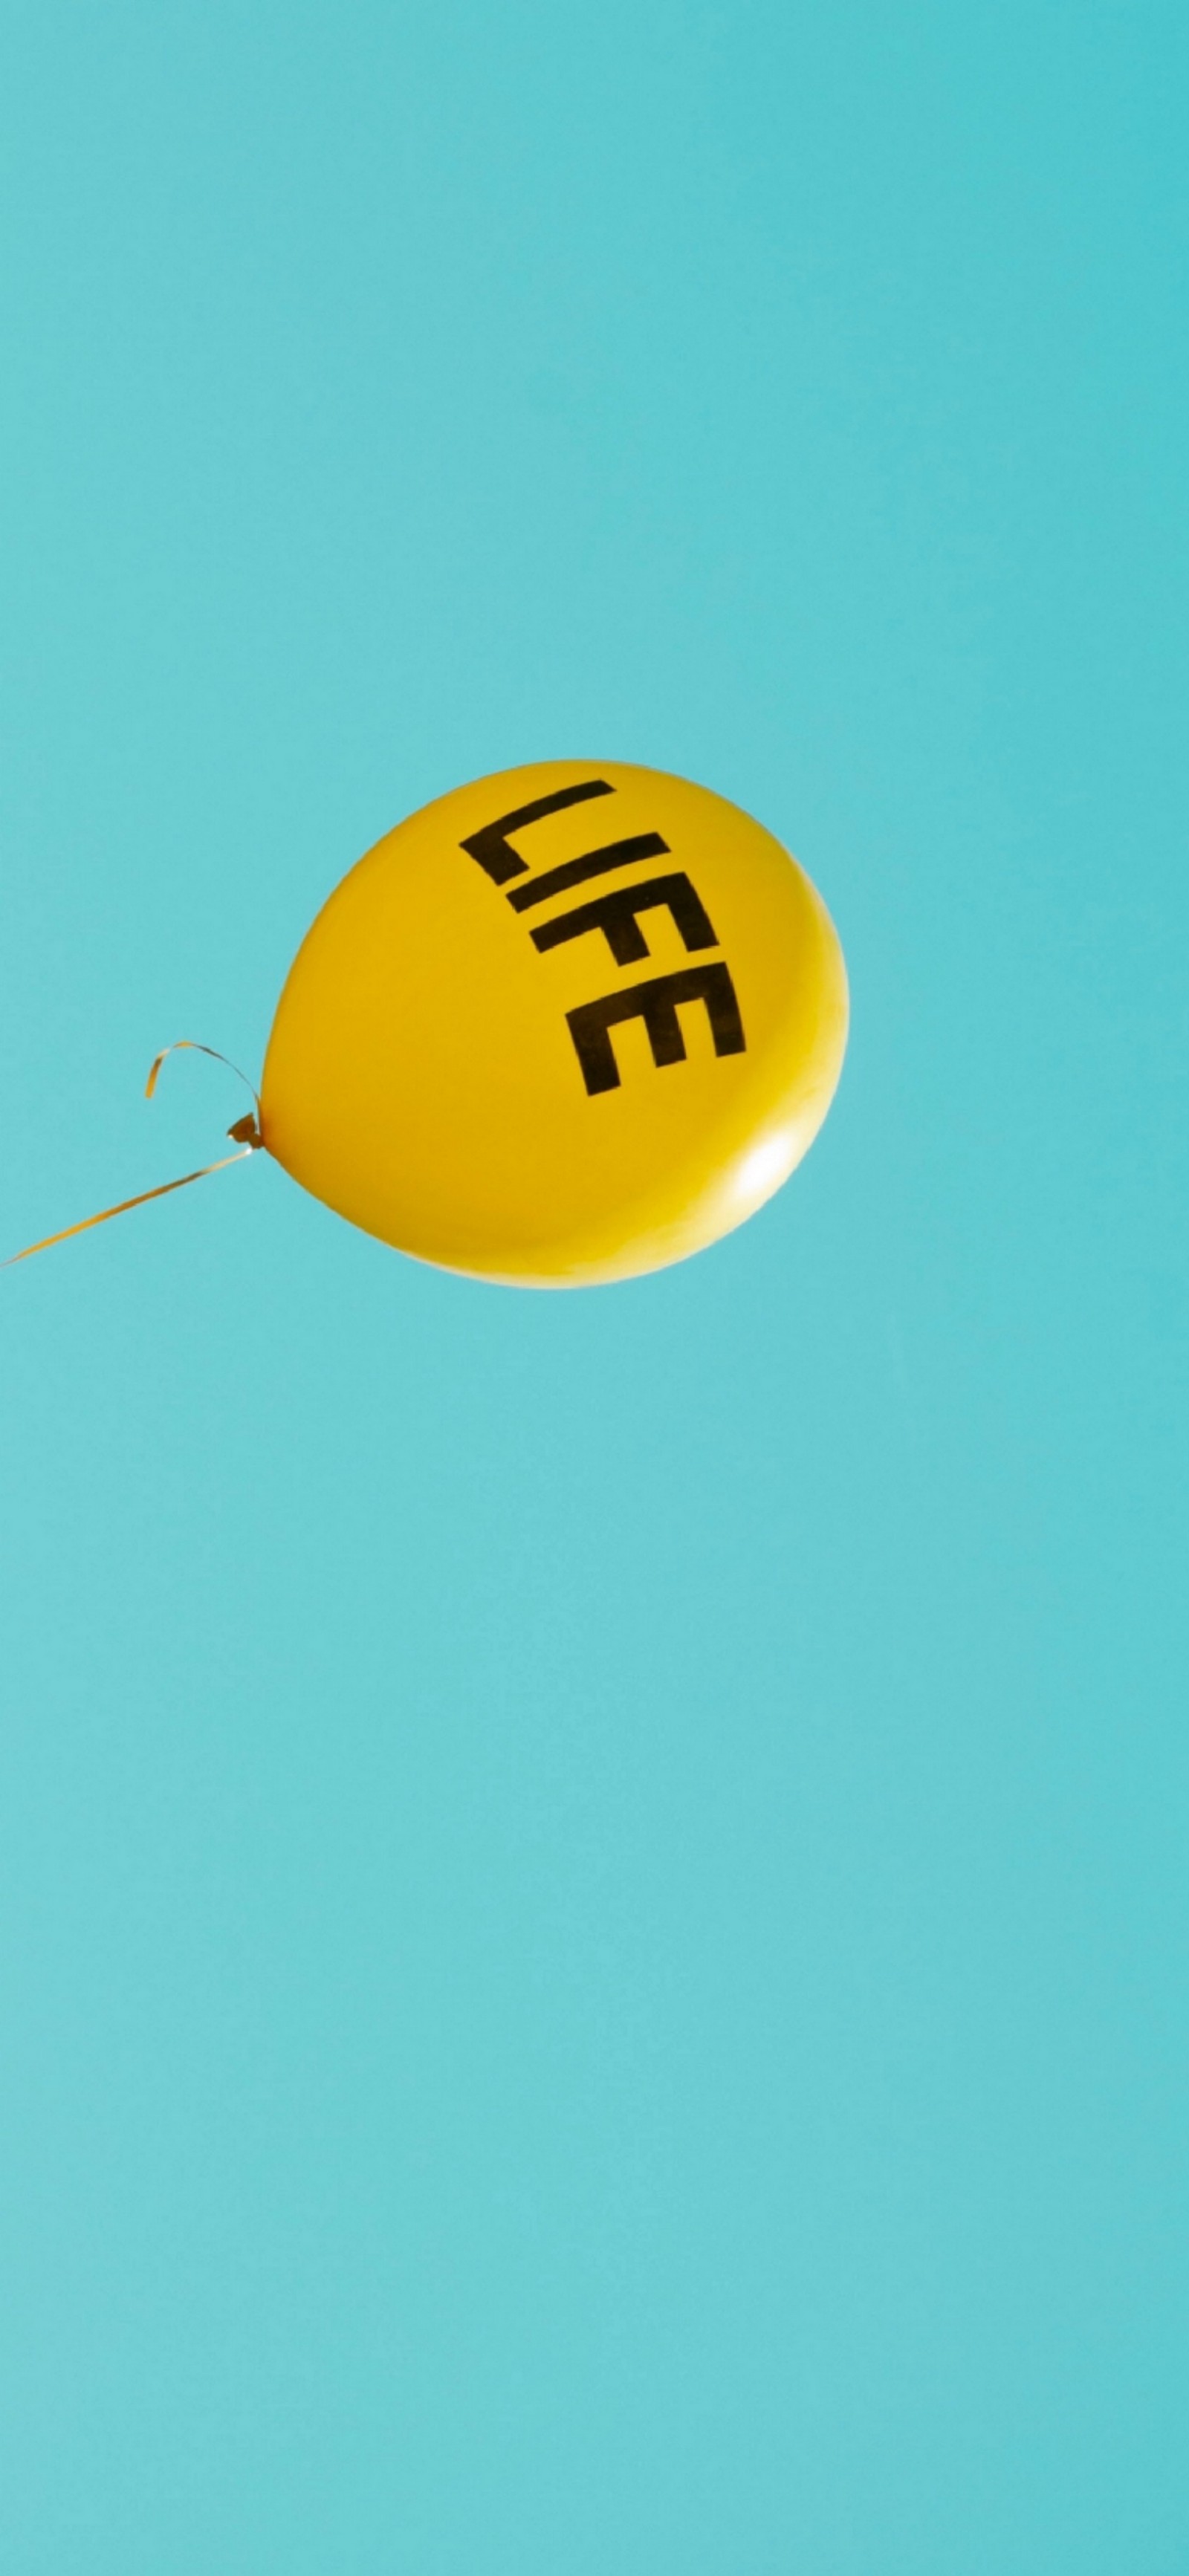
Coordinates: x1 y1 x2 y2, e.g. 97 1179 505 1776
261 760 848 1286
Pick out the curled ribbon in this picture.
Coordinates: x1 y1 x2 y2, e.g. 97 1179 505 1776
3 1042 262 1270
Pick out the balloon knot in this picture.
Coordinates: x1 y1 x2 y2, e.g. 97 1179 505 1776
227 1113 264 1150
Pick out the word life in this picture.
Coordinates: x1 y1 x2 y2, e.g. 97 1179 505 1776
461 779 746 1095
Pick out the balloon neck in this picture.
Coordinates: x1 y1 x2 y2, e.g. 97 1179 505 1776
227 1112 265 1151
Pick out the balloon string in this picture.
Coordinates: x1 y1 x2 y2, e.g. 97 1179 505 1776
4 1037 264 1269
2 1148 256 1269
145 1037 262 1117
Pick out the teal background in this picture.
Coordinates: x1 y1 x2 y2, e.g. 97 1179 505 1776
1 4 1187 2569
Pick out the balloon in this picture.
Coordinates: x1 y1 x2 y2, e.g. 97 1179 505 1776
261 761 848 1286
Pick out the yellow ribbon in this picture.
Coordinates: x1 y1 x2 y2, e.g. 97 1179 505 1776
3 1041 262 1270
3 1149 256 1268
143 1037 261 1116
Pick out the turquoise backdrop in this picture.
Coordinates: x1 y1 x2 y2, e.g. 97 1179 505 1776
1 4 1186 2569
